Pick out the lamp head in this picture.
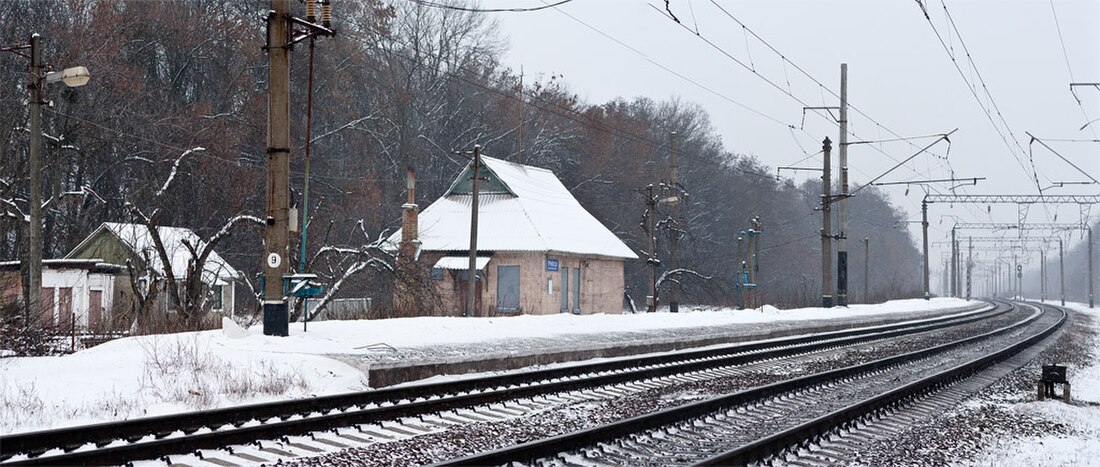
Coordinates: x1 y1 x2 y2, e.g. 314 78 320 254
45 66 90 87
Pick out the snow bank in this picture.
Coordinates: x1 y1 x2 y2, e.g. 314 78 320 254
0 332 365 434
1 297 970 434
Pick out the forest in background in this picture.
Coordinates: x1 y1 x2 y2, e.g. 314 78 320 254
0 0 933 321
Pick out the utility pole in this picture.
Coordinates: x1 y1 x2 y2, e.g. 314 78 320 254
1059 238 1065 306
668 131 680 313
735 233 744 310
966 237 972 300
1013 252 1018 300
863 237 869 303
466 145 481 317
957 238 964 297
751 217 762 308
922 200 930 299
821 137 833 308
263 0 291 336
646 184 657 313
837 63 850 307
1040 247 1046 302
1090 226 1094 308
517 67 524 162
25 34 42 321
996 261 1001 297
943 257 950 296
950 228 957 298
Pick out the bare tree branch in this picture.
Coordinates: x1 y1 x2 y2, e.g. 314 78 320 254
156 147 205 198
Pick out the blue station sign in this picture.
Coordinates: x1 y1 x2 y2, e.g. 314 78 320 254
546 258 560 272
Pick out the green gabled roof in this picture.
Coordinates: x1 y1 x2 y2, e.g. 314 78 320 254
445 159 515 196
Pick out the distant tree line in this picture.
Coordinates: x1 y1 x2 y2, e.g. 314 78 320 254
0 0 923 322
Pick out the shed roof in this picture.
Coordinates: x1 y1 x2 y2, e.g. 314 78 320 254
67 222 239 284
433 256 491 270
388 156 637 259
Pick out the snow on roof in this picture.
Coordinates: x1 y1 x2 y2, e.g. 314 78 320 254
0 259 124 273
433 256 491 270
388 156 637 259
81 222 239 284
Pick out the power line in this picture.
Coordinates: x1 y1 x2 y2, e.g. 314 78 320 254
1049 0 1077 84
918 0 1057 225
704 1 956 168
527 1 891 184
657 1 964 195
916 0 1041 193
540 1 794 130
340 29 771 174
653 3 975 221
407 0 574 13
1049 0 1100 140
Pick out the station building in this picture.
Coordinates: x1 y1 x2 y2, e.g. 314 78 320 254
388 156 636 316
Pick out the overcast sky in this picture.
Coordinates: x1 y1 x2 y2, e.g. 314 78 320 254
474 0 1100 274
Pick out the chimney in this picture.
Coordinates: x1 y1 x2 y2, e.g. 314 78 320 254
401 167 419 256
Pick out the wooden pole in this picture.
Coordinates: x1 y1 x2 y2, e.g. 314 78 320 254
863 237 869 302
669 131 680 313
263 0 292 336
26 34 43 323
647 185 656 312
466 145 481 317
837 63 849 306
922 199 930 299
821 137 833 308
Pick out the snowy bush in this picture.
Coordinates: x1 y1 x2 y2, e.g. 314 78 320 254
138 334 308 408
0 381 45 430
0 300 63 357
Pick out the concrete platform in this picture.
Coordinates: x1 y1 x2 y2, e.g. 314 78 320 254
330 302 988 388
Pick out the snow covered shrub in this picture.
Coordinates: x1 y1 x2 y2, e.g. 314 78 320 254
219 359 308 398
0 381 46 431
0 300 62 357
138 334 308 408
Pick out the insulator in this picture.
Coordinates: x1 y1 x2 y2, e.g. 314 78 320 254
321 0 332 28
305 0 317 22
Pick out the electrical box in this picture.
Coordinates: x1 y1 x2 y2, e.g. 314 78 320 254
1042 365 1067 384
284 273 324 298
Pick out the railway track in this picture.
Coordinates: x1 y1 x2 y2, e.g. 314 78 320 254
434 301 1064 466
0 301 1012 466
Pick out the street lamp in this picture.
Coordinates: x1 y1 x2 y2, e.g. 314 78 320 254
45 66 91 87
2 34 90 321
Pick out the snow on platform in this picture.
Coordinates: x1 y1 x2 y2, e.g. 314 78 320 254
2 297 971 434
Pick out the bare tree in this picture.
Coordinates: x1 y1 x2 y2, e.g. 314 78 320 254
124 147 263 330
291 221 394 322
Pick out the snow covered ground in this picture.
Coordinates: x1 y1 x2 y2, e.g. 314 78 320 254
1 297 970 434
969 301 1100 466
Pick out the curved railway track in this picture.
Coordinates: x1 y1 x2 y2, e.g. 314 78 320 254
0 300 1022 466
433 301 1065 466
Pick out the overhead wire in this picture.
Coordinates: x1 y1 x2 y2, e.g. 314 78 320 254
538 1 794 129
339 25 802 179
915 0 1057 229
44 107 466 189
916 0 1041 193
706 1 957 167
653 3 973 225
343 17 837 233
407 0 574 13
656 2 961 193
1049 0 1100 140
